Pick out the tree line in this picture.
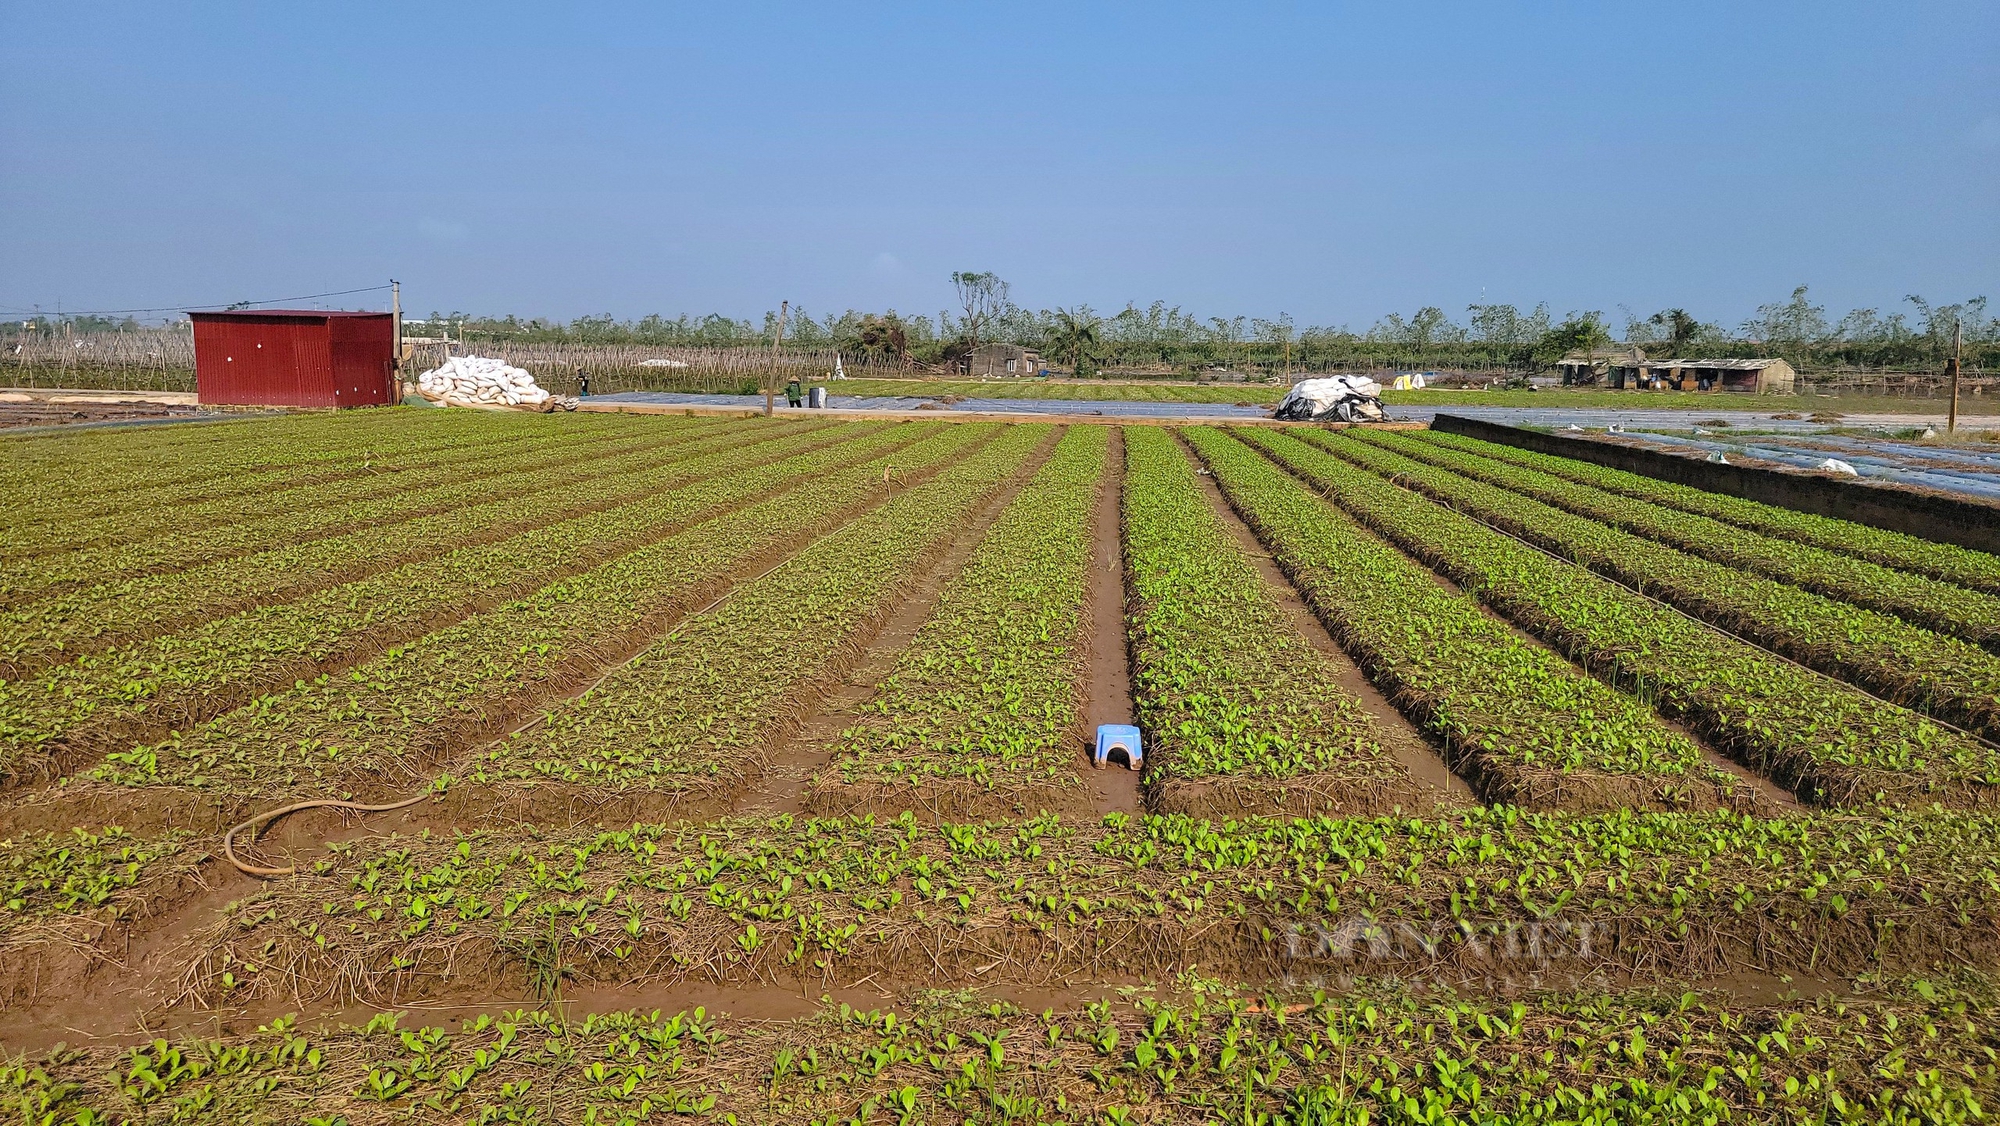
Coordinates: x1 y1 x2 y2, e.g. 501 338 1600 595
17 282 1992 377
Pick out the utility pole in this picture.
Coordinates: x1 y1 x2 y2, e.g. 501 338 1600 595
764 300 788 417
1948 323 1963 434
390 279 402 402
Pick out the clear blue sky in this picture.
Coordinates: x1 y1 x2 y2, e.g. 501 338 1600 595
3 2 1994 330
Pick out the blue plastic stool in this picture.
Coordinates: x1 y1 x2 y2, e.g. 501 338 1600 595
1094 724 1143 771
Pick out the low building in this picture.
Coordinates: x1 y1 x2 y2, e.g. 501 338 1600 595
1556 347 1647 386
1609 357 1796 393
966 342 1043 378
190 310 398 408
1559 347 1797 393
1648 364 1808 398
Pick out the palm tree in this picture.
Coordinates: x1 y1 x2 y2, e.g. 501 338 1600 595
1048 307 1101 376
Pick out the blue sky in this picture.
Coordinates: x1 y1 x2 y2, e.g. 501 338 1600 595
3 2 1994 329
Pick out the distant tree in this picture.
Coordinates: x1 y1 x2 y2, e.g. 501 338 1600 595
1648 308 1704 356
950 271 1010 354
1047 307 1102 376
1906 295 1995 357
853 313 909 363
1742 285 1828 350
1408 306 1454 351
1532 311 1610 368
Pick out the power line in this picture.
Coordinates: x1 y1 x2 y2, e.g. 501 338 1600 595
0 284 394 319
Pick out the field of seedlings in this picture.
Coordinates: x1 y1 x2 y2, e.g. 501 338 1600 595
6 406 2000 1124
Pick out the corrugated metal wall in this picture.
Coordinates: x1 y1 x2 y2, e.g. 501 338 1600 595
191 312 394 408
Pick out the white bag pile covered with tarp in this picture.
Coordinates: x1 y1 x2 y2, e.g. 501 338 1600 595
417 356 555 411
1274 375 1386 423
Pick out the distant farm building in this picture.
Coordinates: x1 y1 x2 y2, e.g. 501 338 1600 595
1555 347 1648 386
1560 347 1796 393
966 343 1043 378
190 310 398 408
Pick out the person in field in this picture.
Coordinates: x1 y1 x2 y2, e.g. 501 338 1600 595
785 377 803 408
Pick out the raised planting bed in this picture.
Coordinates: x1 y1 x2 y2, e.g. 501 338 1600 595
1188 426 1751 813
810 426 1109 818
1121 427 1436 817
1252 429 2000 810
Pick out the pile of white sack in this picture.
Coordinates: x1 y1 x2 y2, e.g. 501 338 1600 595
417 356 554 410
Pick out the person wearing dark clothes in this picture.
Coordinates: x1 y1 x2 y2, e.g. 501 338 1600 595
785 377 803 407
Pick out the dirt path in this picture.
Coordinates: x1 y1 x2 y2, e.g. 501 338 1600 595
1080 429 1142 815
1187 454 1475 804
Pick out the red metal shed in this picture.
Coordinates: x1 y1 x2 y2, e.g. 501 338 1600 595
189 310 398 408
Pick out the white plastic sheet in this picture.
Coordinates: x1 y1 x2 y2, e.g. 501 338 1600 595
1274 375 1385 422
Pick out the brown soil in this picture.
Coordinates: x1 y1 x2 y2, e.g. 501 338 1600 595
1079 428 1142 816
0 400 213 430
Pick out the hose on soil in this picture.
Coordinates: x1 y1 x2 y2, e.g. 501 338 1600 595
221 474 911 880
223 794 434 878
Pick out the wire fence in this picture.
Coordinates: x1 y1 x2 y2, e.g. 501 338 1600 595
3 327 1989 400
3 326 197 391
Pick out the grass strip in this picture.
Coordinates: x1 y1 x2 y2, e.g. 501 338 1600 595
1420 427 2000 595
96 424 995 801
1186 427 1741 812
9 981 1996 1124
180 807 2000 1006
1250 428 1999 809
811 426 1108 817
463 424 1050 800
1404 431 2000 650
0 422 822 679
1121 427 1428 817
1347 428 2000 742
0 424 941 786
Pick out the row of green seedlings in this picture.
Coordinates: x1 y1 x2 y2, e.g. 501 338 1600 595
90 424 1000 816
809 426 1109 819
1257 428 2000 809
836 377 1283 405
0 417 755 606
3 408 569 541
1423 427 2000 596
0 420 834 680
0 424 941 792
1183 427 1748 813
446 424 1054 813
2 412 716 560
1408 432 2000 652
152 806 2000 1009
1120 427 1438 818
0 403 573 512
1347 428 2000 742
7 981 1994 1124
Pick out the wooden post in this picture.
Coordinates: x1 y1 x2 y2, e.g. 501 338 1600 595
1948 324 1962 434
765 300 788 417
389 279 403 403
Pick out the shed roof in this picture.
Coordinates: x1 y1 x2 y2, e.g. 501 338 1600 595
1645 358 1790 370
187 309 389 320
